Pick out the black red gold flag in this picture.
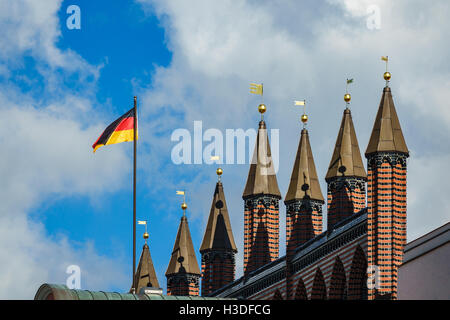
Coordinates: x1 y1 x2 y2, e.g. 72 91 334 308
92 108 138 152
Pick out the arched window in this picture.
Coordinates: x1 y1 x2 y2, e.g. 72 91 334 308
329 257 346 299
347 246 368 300
310 268 327 300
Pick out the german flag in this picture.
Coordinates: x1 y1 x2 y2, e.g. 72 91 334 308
92 108 137 152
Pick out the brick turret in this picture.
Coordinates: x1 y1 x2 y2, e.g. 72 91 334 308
326 108 367 230
243 119 281 275
166 213 201 296
285 128 324 256
365 83 409 300
200 177 237 296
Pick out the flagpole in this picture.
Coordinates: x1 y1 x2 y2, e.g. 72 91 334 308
132 95 137 293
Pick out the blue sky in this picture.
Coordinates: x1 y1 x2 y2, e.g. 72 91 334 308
0 0 449 299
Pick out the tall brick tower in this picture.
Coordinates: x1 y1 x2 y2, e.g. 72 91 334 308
166 203 201 296
325 101 367 230
365 69 409 300
285 116 324 257
200 168 237 296
284 110 324 300
242 104 281 275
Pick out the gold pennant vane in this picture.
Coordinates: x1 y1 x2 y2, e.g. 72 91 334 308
250 83 263 95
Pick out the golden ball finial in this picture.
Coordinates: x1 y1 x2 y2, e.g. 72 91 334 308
258 104 266 114
384 71 391 81
344 93 351 103
143 232 149 240
216 168 223 176
301 114 308 123
181 202 187 210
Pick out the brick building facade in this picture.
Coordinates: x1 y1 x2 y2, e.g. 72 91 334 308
209 78 408 300
161 72 409 300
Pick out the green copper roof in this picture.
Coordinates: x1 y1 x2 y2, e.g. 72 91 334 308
34 284 234 300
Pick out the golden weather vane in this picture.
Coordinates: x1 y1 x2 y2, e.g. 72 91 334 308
137 220 149 243
250 83 266 120
176 190 187 216
294 100 308 128
381 56 391 86
211 156 223 182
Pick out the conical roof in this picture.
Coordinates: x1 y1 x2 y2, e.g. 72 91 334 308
243 120 281 199
365 86 409 157
166 216 201 276
285 128 324 203
134 243 160 292
200 181 237 253
326 108 366 181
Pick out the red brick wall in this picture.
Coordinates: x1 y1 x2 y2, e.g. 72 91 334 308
167 274 200 296
201 251 235 296
367 154 407 300
244 197 279 275
327 178 366 230
286 201 323 258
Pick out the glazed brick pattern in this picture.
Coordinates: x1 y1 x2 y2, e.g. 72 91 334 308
244 196 280 275
201 251 235 296
167 274 200 296
286 201 323 258
250 237 368 300
327 178 366 230
367 154 407 300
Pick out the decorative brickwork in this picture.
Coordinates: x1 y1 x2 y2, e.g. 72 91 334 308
328 257 346 299
242 119 281 276
167 273 200 296
310 268 327 299
327 177 366 230
365 85 409 300
244 196 280 274
347 246 367 299
286 200 323 256
201 251 235 296
366 153 407 299
294 278 307 300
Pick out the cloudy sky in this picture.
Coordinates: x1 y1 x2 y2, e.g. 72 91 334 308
0 0 448 299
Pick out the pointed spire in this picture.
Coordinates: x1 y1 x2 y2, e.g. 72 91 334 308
134 243 160 292
200 180 237 252
326 108 366 180
243 120 281 199
285 128 324 203
365 86 409 157
166 215 201 276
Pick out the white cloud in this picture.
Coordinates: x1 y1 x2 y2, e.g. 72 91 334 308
0 1 130 298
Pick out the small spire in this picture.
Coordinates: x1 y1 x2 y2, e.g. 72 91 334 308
242 116 281 199
200 171 237 253
166 213 201 276
285 128 324 203
133 219 160 292
326 108 366 181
